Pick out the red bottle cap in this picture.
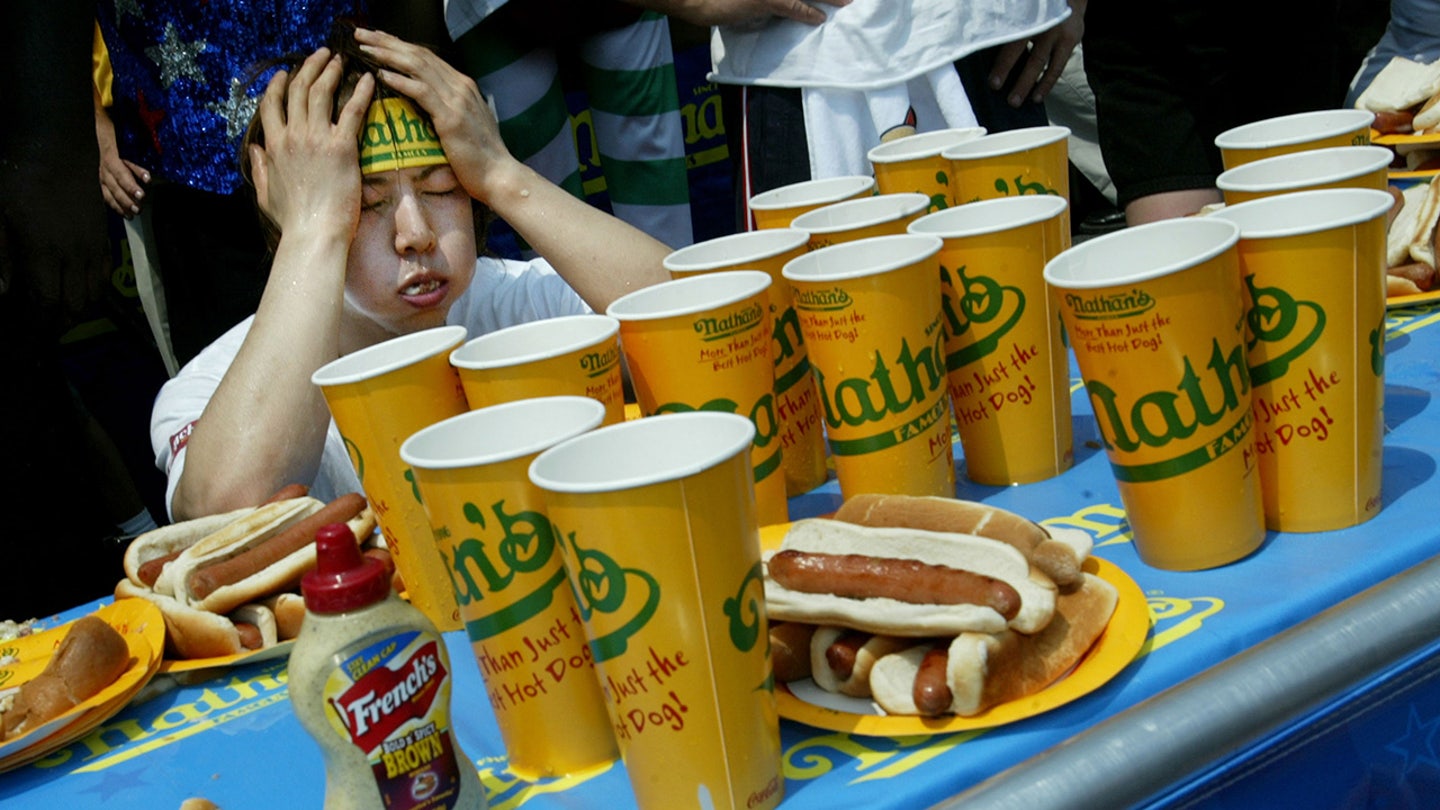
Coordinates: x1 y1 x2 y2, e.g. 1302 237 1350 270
301 523 391 614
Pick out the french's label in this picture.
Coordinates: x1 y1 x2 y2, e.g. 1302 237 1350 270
323 630 465 809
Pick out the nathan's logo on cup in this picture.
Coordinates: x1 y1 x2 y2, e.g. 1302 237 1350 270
440 500 568 641
334 634 447 752
992 175 1061 198
1064 289 1156 321
694 303 766 340
772 305 811 392
555 523 660 663
794 287 853 311
940 262 1025 370
1088 337 1254 482
1244 276 1326 386
580 344 621 378
814 313 948 446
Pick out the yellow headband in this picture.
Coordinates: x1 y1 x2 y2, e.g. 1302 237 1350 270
359 97 447 175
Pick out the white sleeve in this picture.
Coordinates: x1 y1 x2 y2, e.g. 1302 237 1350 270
448 256 592 336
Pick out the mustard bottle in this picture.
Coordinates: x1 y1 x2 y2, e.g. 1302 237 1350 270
289 523 486 809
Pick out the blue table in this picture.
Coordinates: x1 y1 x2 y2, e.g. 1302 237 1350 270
5 304 1440 809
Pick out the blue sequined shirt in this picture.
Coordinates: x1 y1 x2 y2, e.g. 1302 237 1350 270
97 0 366 195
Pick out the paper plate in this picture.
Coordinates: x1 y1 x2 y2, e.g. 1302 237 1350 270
157 639 295 675
1371 128 1440 146
1387 289 1440 309
0 600 162 769
758 522 1152 737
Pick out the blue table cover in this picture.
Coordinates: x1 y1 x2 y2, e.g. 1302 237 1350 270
4 303 1440 809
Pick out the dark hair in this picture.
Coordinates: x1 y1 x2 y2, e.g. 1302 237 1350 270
238 20 491 252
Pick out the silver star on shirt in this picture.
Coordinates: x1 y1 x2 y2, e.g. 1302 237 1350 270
145 22 207 90
208 78 261 141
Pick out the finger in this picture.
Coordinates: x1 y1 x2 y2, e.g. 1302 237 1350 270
988 40 1027 92
259 68 289 134
123 160 152 185
309 54 344 124
1028 43 1077 103
769 0 827 24
1007 48 1051 107
287 48 332 124
335 72 374 140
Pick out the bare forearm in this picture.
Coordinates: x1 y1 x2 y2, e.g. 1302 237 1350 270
485 160 672 312
170 232 349 518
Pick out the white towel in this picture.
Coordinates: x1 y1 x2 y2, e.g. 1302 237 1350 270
801 65 979 179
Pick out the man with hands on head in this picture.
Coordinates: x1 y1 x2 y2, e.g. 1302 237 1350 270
151 26 671 522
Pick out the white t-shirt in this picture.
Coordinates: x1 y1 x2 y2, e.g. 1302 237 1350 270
151 255 589 518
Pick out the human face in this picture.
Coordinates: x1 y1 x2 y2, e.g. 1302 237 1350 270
343 164 477 343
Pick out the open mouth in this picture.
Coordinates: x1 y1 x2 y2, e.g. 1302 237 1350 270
401 278 443 296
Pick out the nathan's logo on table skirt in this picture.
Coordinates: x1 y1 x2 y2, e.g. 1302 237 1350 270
1087 337 1253 481
441 499 569 642
940 262 1025 370
555 522 660 664
1244 276 1326 386
1063 288 1156 321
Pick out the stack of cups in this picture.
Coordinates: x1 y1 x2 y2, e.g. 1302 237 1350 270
943 125 1072 241
748 175 875 231
1208 188 1392 532
782 233 955 500
449 314 627 426
1213 109 1376 170
663 229 830 495
606 271 790 525
1044 218 1266 570
399 397 618 778
529 411 784 810
866 126 987 211
909 195 1074 485
312 325 471 630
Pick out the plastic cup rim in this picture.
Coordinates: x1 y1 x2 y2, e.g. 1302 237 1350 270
1213 108 1375 151
940 125 1072 160
1215 145 1393 192
749 175 876 210
449 314 618 370
909 194 1068 238
789 192 930 233
663 228 810 273
1043 218 1240 289
1206 187 1397 239
400 395 607 469
867 127 988 163
311 324 467 386
606 269 772 321
783 233 943 282
529 411 756 494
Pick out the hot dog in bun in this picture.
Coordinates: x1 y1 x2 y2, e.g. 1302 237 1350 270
868 572 1118 717
832 494 1092 590
1 615 131 739
763 519 1058 636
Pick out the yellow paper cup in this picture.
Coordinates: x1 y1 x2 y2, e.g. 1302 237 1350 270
748 175 875 231
606 271 787 526
528 412 782 810
943 125 1072 241
790 192 931 252
1215 145 1392 206
449 314 625 426
399 396 617 778
663 229 829 496
1044 218 1264 570
1214 109 1376 170
1207 188 1391 532
312 325 469 630
782 234 955 500
909 195 1074 484
867 126 987 210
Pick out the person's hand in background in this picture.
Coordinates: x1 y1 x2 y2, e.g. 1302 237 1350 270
989 0 1086 107
94 88 151 219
